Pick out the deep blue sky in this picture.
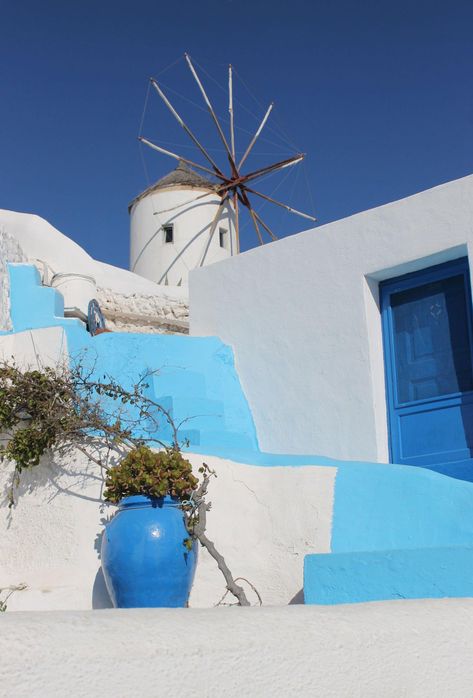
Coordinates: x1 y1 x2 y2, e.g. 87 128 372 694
1 0 472 269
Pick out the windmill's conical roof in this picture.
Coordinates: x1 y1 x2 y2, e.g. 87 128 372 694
129 160 217 211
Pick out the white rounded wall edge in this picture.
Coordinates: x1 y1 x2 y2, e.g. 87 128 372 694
1 600 473 697
0 208 187 300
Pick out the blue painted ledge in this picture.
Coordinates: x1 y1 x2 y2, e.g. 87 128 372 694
304 546 473 604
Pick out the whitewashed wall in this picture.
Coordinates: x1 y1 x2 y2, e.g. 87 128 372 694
0 226 27 331
190 175 473 462
2 601 473 697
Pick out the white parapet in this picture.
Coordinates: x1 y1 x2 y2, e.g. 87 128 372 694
1 600 473 697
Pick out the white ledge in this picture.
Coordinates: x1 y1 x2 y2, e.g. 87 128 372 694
1 599 473 697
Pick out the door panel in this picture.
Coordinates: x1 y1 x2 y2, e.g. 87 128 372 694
381 257 473 481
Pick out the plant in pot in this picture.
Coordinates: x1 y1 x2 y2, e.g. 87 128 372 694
101 446 199 608
0 360 252 608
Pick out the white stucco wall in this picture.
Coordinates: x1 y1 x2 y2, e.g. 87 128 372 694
0 225 27 331
0 440 336 611
130 186 236 286
2 600 473 697
0 327 68 369
190 174 473 462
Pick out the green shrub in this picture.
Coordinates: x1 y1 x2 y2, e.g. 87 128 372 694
103 446 198 504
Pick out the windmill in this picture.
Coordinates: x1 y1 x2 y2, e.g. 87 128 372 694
138 54 316 259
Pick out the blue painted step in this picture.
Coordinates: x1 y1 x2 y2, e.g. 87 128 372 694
139 357 258 450
150 371 207 399
304 546 473 604
153 396 225 431
4 264 259 455
7 264 82 333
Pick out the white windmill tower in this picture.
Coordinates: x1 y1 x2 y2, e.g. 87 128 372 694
129 160 237 286
130 54 316 287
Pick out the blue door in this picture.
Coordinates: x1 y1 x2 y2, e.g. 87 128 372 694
381 257 473 481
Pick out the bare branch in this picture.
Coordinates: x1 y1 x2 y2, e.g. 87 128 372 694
183 467 250 606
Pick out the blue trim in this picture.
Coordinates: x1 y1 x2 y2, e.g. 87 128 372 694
380 256 473 476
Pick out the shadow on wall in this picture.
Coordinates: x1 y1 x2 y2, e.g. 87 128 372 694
92 567 113 609
288 589 304 605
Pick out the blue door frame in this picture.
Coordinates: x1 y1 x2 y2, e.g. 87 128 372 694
381 257 473 482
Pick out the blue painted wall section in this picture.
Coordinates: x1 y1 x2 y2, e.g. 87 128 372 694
332 462 473 552
302 462 473 604
83 333 259 453
304 546 473 604
5 264 259 454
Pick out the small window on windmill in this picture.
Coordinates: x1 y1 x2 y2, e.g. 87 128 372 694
219 227 228 249
163 224 174 244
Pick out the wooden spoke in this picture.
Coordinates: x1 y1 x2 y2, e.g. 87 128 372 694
237 189 263 246
185 54 239 177
243 185 316 222
150 78 225 177
233 190 240 253
138 137 227 181
252 210 278 241
228 65 236 161
242 153 305 185
248 207 264 246
238 102 274 170
217 153 305 193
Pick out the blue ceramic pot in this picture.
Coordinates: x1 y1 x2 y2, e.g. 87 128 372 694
101 495 197 608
